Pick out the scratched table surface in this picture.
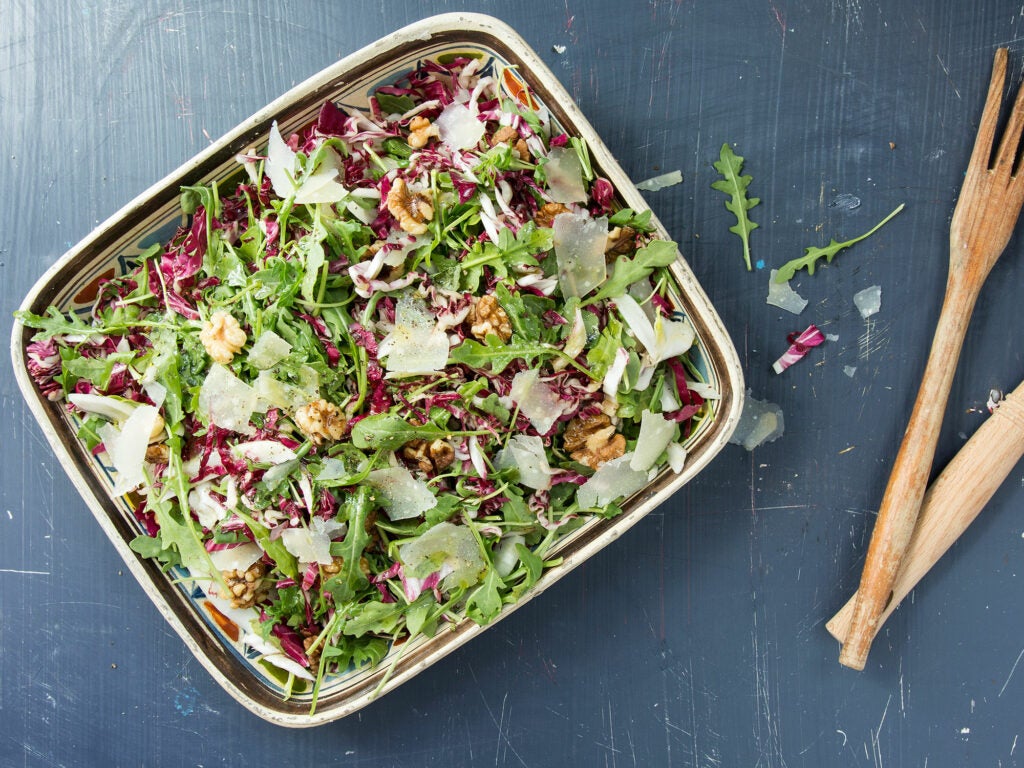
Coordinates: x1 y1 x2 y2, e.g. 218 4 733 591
2 1 1024 766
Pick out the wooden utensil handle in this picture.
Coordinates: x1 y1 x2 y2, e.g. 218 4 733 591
828 379 1024 644
838 278 979 670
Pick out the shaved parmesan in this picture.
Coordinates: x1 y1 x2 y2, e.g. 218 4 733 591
630 410 676 471
208 543 263 572
436 102 485 150
510 370 562 435
254 368 319 412
603 348 629 400
687 381 720 400
496 434 553 490
728 392 785 451
281 524 333 566
399 521 485 590
265 122 347 204
265 123 298 200
553 210 608 299
545 147 587 203
615 294 695 364
97 404 160 494
576 453 648 509
378 296 450 375
247 330 292 369
199 364 258 435
468 436 488 479
189 484 228 529
766 269 808 315
635 170 683 191
493 534 526 578
854 285 882 318
367 466 437 520
231 440 297 465
666 443 687 473
143 381 167 409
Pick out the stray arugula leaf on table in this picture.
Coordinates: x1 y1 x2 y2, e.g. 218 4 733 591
774 203 905 282
711 143 760 271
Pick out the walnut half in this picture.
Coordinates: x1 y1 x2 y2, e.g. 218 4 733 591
200 311 247 364
386 178 434 235
564 412 626 470
294 399 347 445
605 225 637 255
489 125 529 160
467 294 512 342
534 202 570 229
407 115 439 149
401 438 455 474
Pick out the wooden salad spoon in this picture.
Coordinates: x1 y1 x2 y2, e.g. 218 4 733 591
839 48 1024 670
828 379 1024 644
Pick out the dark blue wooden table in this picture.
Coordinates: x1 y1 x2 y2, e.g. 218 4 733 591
3 1 1023 765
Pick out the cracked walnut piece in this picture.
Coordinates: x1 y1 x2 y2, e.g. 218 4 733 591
407 115 440 149
221 562 267 609
386 178 434 235
533 202 570 229
401 438 455 474
564 412 626 470
605 226 637 255
200 311 247 364
295 399 347 445
468 294 512 342
489 125 529 160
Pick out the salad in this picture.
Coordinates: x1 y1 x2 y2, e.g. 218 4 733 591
18 55 713 707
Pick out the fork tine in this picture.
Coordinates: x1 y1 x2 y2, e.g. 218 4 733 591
966 48 1008 174
996 61 1024 175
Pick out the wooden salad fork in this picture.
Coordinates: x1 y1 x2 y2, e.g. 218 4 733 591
839 47 1024 670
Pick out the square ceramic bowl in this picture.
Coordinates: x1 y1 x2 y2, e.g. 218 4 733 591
11 13 743 726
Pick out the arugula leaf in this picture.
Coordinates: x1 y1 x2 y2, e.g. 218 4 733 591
586 312 625 379
494 281 542 341
515 543 544 587
330 486 373 602
404 594 437 637
180 182 222 218
464 566 506 625
587 239 678 305
374 92 415 115
711 143 760 271
569 137 594 182
148 494 215 580
322 633 390 670
76 415 107 451
340 600 407 637
63 350 135 390
232 507 299 581
608 207 655 233
448 333 549 373
774 203 905 282
474 392 511 424
297 217 327 303
129 531 182 568
350 412 450 451
15 307 98 341
265 585 306 629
